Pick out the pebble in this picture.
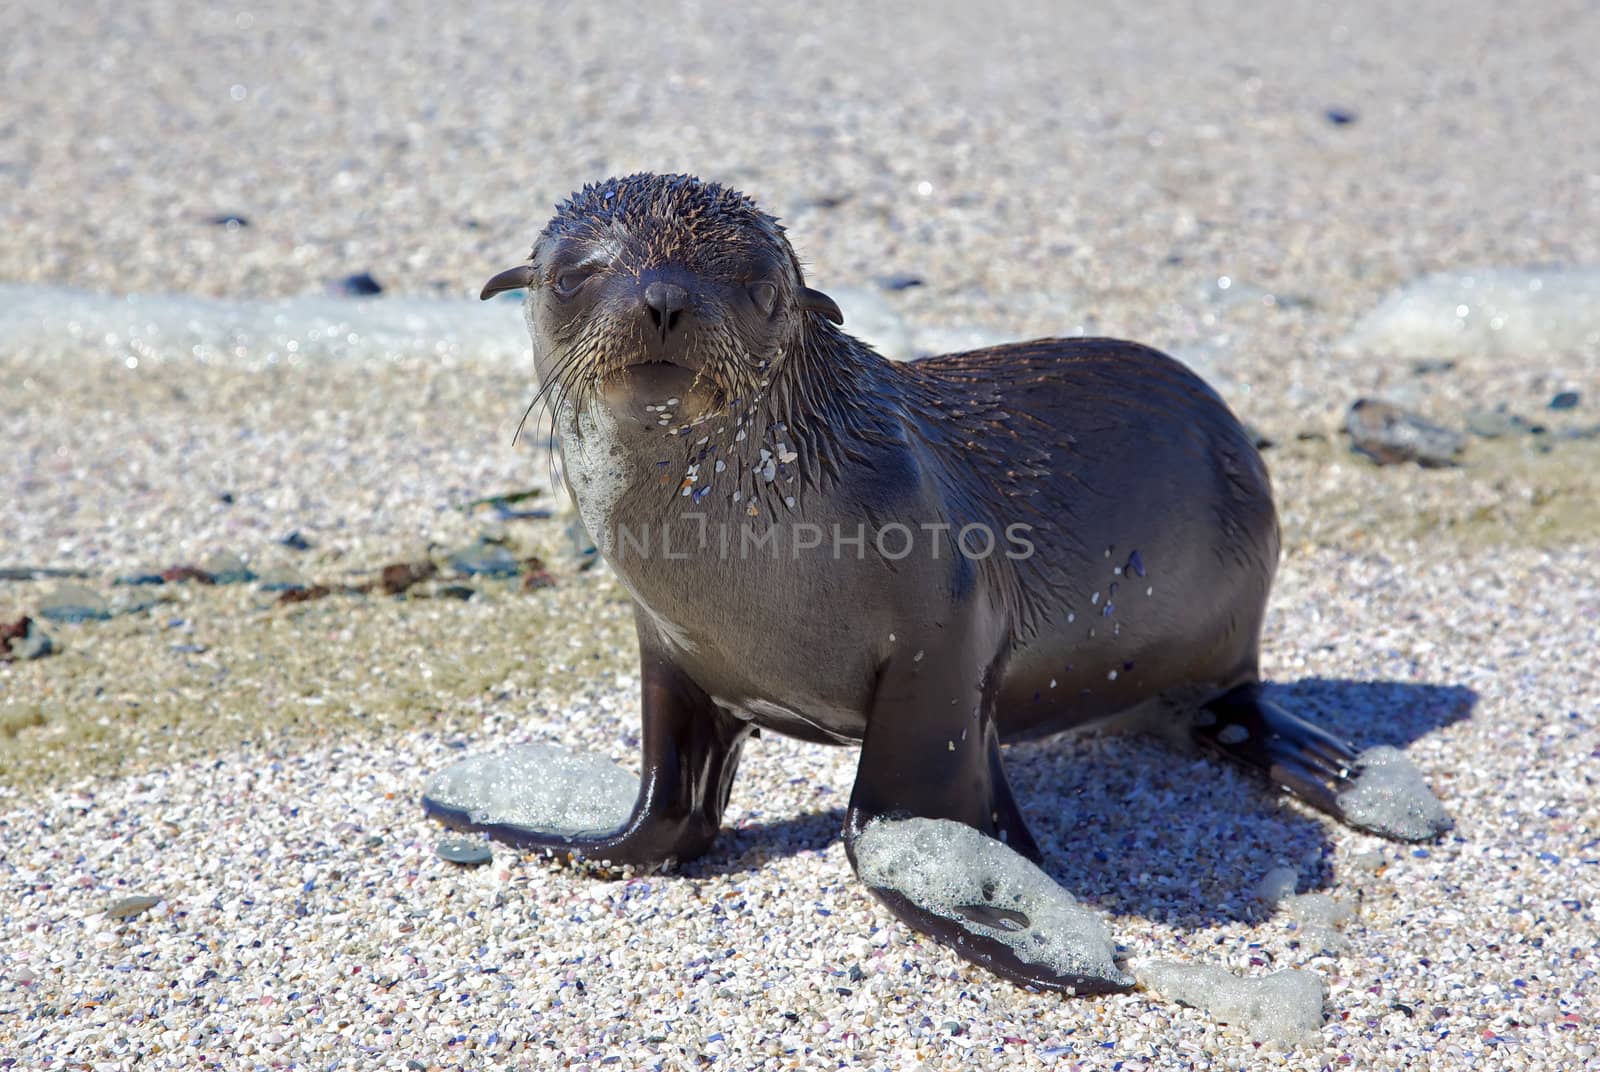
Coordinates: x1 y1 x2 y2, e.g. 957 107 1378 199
280 530 313 551
1325 107 1358 125
1344 398 1466 467
331 272 384 297
206 213 250 228
1549 390 1580 410
379 560 438 595
36 583 112 623
113 572 168 586
435 837 493 866
105 894 162 920
1 616 54 661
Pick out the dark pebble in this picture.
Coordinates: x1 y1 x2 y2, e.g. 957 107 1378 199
218 491 235 504
161 565 216 585
436 584 477 601
1411 359 1457 375
1244 423 1274 450
113 573 167 586
1 616 54 661
1344 398 1465 467
1549 390 1580 410
876 274 924 291
380 560 438 595
277 585 332 605
1325 107 1358 125
0 566 92 581
521 557 557 591
333 272 384 297
206 213 250 228
437 838 493 866
799 192 851 210
280 530 313 551
106 894 162 920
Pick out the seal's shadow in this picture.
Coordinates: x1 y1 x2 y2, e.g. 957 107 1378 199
688 678 1475 930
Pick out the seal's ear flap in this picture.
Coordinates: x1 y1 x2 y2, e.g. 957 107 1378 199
480 265 536 301
798 286 844 325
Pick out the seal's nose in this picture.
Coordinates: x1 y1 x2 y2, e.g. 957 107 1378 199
642 280 689 339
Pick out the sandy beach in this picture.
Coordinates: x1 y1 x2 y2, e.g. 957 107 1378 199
2 2 1598 1068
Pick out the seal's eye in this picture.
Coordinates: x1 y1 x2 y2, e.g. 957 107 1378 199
749 281 778 317
554 268 594 299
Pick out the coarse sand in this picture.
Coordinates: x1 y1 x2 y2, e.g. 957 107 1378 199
3 2 1598 1068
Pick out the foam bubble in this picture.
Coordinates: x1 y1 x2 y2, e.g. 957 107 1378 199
423 743 637 838
0 283 529 369
1136 961 1326 1043
1337 745 1452 841
853 817 1130 989
1345 267 1600 359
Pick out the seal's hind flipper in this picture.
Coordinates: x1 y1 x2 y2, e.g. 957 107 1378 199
1194 683 1452 841
843 623 1132 995
423 609 752 869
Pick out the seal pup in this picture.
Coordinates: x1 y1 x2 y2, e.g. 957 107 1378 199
427 173 1451 995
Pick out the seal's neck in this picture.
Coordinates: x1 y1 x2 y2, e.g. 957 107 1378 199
559 320 906 533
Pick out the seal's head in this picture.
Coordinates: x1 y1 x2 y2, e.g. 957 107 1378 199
483 173 842 412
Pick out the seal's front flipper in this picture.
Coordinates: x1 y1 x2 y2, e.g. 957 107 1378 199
423 613 752 869
1194 683 1452 842
843 628 1132 995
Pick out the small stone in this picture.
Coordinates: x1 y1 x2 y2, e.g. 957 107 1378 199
161 565 216 584
1549 390 1580 410
1410 359 1457 375
1244 423 1274 450
435 584 476 601
37 584 112 623
1344 398 1465 467
280 530 313 551
106 895 162 920
1325 107 1358 125
521 558 557 591
876 273 924 291
2 616 53 661
112 572 167 586
380 560 438 595
206 213 250 228
277 585 332 605
436 837 493 866
332 272 384 297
